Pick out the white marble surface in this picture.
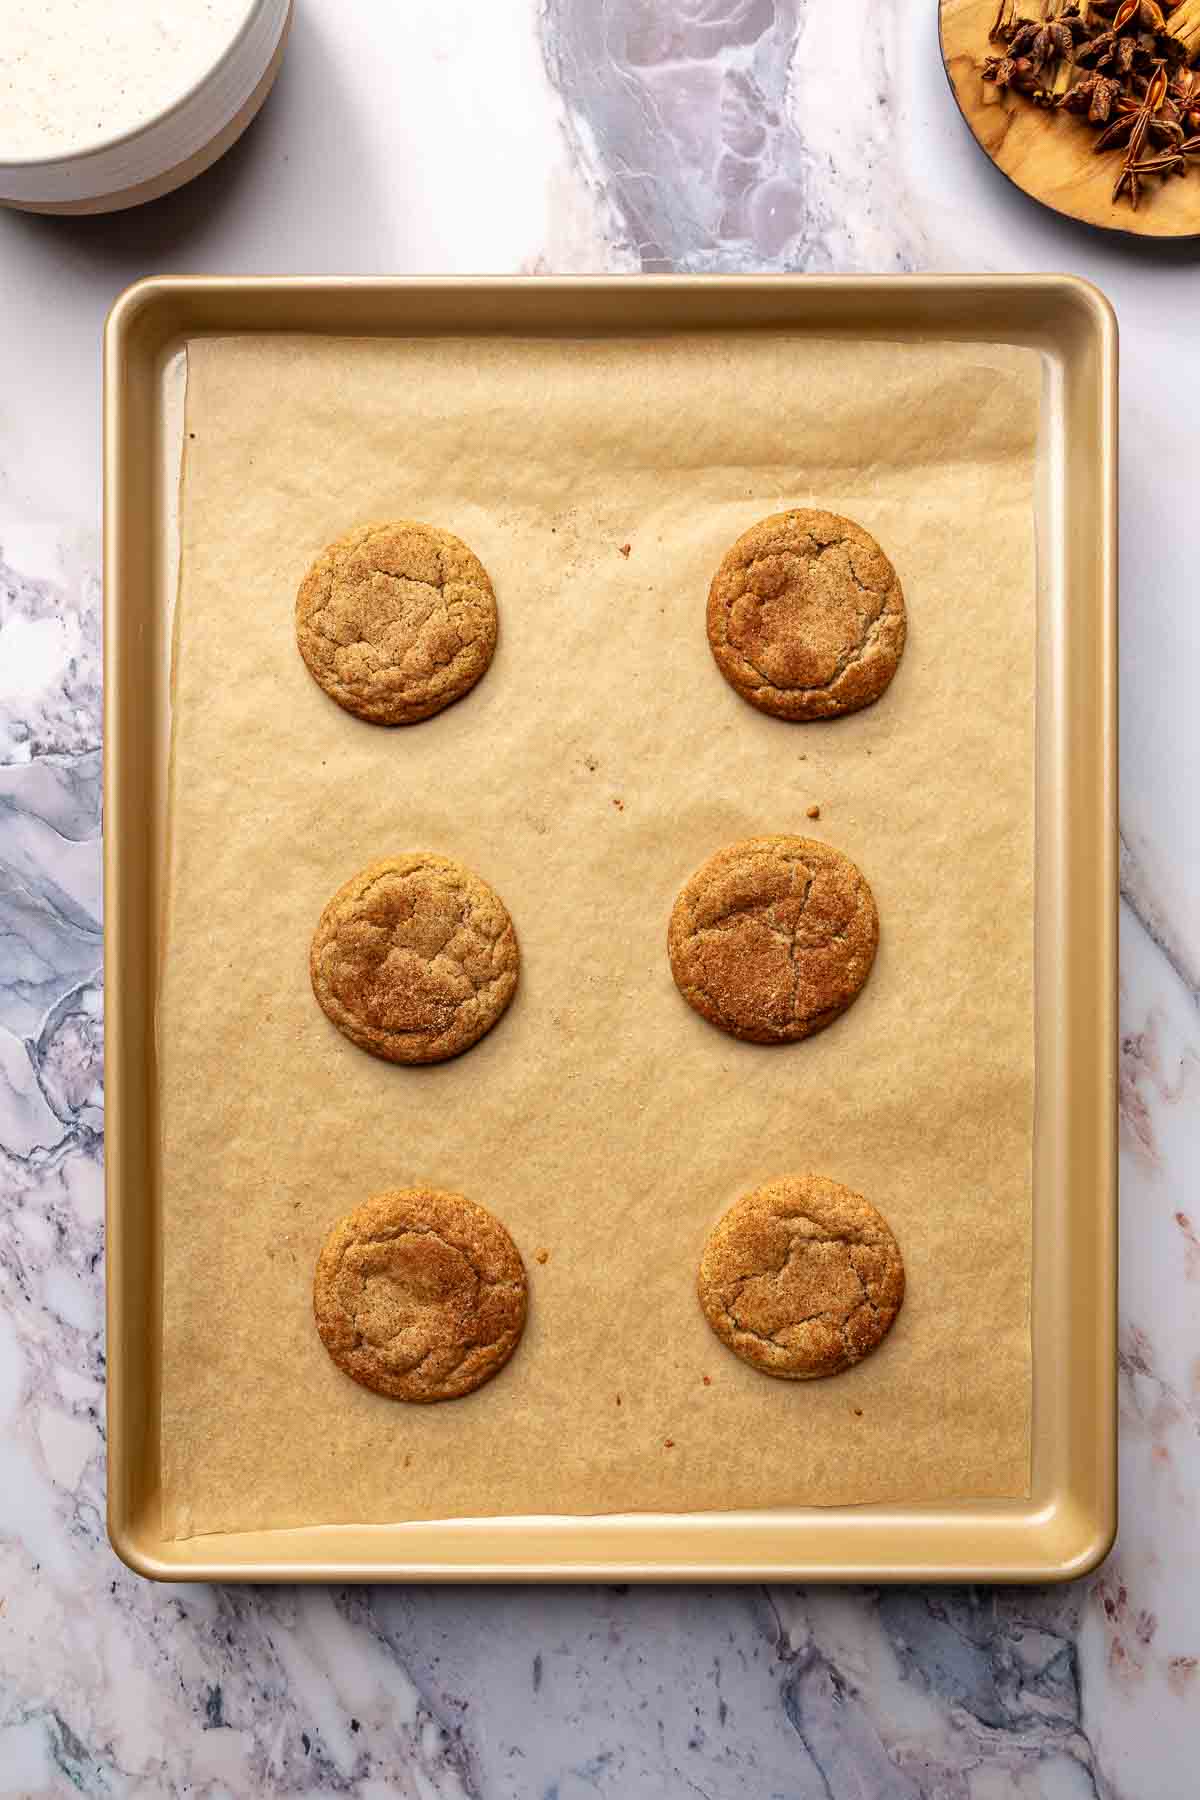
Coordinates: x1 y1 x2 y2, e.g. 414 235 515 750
0 1 1197 1793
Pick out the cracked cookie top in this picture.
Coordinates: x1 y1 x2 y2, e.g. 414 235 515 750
698 1175 904 1380
706 509 905 721
313 1187 527 1401
295 521 498 725
667 835 878 1045
310 854 519 1064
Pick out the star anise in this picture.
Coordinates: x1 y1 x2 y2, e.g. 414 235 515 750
1077 33 1121 69
982 53 1043 94
1167 66 1200 131
1111 162 1143 205
1128 148 1187 177
1097 31 1142 72
997 4 1092 63
1004 17 1043 55
1007 17 1068 68
1093 106 1182 149
1119 132 1200 201
1038 16 1089 63
1077 0 1144 68
1059 70 1125 122
1109 59 1170 204
978 0 1196 214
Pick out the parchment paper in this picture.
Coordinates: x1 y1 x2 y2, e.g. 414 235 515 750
160 333 1038 1537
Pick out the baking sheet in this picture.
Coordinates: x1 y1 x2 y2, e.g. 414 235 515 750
159 332 1037 1538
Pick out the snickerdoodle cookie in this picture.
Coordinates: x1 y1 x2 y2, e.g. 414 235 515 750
707 509 905 720
667 835 878 1044
698 1176 904 1380
295 521 498 724
310 855 518 1064
314 1188 527 1401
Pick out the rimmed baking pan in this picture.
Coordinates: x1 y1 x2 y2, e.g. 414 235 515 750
104 275 1115 1581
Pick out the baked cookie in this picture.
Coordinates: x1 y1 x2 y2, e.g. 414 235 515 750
698 1175 904 1380
707 509 905 720
310 855 518 1064
295 521 498 724
668 835 878 1044
314 1187 527 1401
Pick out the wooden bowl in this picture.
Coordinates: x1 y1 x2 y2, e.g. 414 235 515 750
941 0 1200 237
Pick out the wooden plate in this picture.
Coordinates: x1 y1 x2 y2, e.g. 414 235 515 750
941 0 1200 236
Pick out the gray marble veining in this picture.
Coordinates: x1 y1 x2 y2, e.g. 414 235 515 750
543 0 930 273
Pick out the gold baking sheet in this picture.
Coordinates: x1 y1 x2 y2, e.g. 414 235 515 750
104 276 1116 1582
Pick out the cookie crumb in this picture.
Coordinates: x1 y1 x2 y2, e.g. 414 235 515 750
701 1375 712 1386
612 797 624 812
536 1248 549 1265
664 1438 675 1449
806 805 821 820
618 543 631 558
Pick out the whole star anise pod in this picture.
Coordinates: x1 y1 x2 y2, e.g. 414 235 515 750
1005 16 1044 56
1003 5 1091 65
1080 30 1143 73
1093 106 1183 149
1059 70 1125 122
1109 60 1170 205
1167 66 1200 131
1110 116 1198 206
1126 148 1187 180
982 53 1044 93
1028 24 1062 67
1041 9 1092 58
1077 0 1143 67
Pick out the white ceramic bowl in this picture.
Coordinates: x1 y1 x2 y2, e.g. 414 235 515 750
0 0 291 214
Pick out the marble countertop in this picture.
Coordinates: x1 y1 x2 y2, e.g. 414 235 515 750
1 1 1197 1794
